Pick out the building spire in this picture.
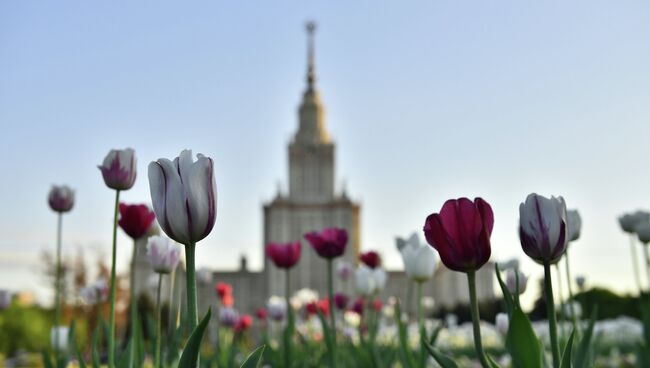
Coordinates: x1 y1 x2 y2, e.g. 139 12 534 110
306 21 317 90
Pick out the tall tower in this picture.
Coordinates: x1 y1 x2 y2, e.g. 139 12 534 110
263 22 361 299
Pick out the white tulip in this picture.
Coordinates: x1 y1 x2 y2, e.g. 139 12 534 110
567 209 582 242
636 222 650 244
505 269 528 295
372 268 388 291
495 313 509 336
619 210 650 233
50 326 69 352
401 243 437 282
519 193 568 264
354 265 376 296
146 236 181 274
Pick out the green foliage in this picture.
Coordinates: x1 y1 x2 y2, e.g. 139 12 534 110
575 288 639 320
505 305 543 368
560 330 575 368
239 345 265 368
572 307 598 368
178 308 211 368
422 339 459 368
0 303 51 356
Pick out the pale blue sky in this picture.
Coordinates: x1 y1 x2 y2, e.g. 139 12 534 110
1 1 650 306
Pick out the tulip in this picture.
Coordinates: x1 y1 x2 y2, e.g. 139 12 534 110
372 299 382 312
216 282 233 303
395 232 419 253
47 185 74 363
619 210 650 294
575 275 586 290
266 241 301 269
219 307 239 328
196 268 213 285
99 148 137 190
372 267 387 292
518 194 568 265
119 203 156 240
100 148 137 368
566 210 582 242
401 243 437 282
304 227 348 259
0 290 12 311
234 314 253 333
518 193 567 368
334 293 349 310
50 326 69 353
505 269 528 295
306 299 330 317
256 308 268 320
423 197 493 272
360 251 381 269
80 279 109 305
336 261 352 280
351 298 364 316
267 296 287 322
635 222 650 290
146 236 181 274
48 185 75 213
149 149 217 334
495 313 509 337
423 197 494 368
355 265 376 296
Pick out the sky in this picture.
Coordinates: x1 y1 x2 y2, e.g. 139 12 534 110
1 1 650 308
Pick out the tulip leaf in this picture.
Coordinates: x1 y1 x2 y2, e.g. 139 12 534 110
91 323 101 368
41 350 53 368
487 354 502 368
505 305 543 368
494 264 514 315
117 338 134 368
316 309 336 366
573 306 598 368
179 308 212 368
560 330 575 368
239 345 266 368
422 339 459 368
393 301 415 368
67 321 87 368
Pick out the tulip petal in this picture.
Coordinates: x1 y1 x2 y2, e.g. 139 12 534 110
149 158 190 243
186 154 217 241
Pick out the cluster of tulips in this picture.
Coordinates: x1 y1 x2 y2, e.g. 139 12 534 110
40 145 650 367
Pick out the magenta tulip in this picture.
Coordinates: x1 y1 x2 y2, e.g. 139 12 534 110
359 251 381 269
304 228 348 259
118 203 155 240
266 241 301 269
423 197 494 272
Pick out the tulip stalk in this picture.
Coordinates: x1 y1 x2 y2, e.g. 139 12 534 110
564 251 578 334
154 273 163 368
284 269 293 368
129 239 138 366
467 271 490 368
107 190 120 368
544 262 561 368
629 235 643 294
53 212 63 363
554 264 567 338
326 259 337 364
643 245 650 293
185 243 198 330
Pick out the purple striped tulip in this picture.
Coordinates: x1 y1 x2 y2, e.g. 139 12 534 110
146 236 181 274
518 193 568 264
98 148 137 190
148 150 217 245
48 185 75 213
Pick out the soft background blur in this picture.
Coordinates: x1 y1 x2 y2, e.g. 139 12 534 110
1 1 649 308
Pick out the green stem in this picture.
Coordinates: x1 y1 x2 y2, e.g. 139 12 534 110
326 259 337 366
416 282 423 330
53 213 62 361
184 243 198 330
154 273 163 368
630 234 643 294
467 271 490 368
168 268 176 330
129 239 138 365
417 281 424 368
554 264 566 338
107 189 120 368
544 262 560 368
643 244 650 293
405 280 413 321
564 250 578 334
284 269 293 368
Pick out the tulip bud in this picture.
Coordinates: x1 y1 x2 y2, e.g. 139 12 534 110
360 251 381 269
48 185 75 213
636 222 650 244
518 193 568 264
396 232 420 253
400 242 437 282
423 197 494 272
505 269 528 295
372 268 387 292
196 268 213 285
567 209 582 242
304 228 348 259
80 279 108 305
336 261 352 280
266 241 301 269
334 293 349 310
234 314 253 332
619 210 650 233
255 308 268 320
119 203 156 240
219 307 239 328
98 148 136 190
267 296 287 322
146 236 181 274
50 326 69 352
495 313 509 336
148 150 217 245
354 265 376 296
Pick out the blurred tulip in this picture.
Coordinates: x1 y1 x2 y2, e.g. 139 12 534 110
423 197 493 272
360 251 381 269
148 149 217 245
0 290 12 311
354 265 376 296
48 185 75 213
118 203 155 240
80 279 108 305
267 296 287 322
266 241 301 269
99 148 136 190
219 307 239 328
505 269 528 295
234 314 253 332
519 193 568 264
196 268 213 285
401 242 437 282
336 261 352 280
636 222 650 244
372 268 388 291
304 228 348 259
567 209 582 242
575 275 586 290
495 313 509 336
216 282 232 300
146 236 181 274
498 258 520 270
372 299 382 312
395 232 420 253
50 326 69 352
619 210 650 233
256 307 268 320
351 298 364 316
334 293 349 310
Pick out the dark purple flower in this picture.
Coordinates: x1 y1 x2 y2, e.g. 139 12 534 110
334 293 349 310
359 251 381 269
304 228 348 259
118 203 155 240
266 241 301 269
